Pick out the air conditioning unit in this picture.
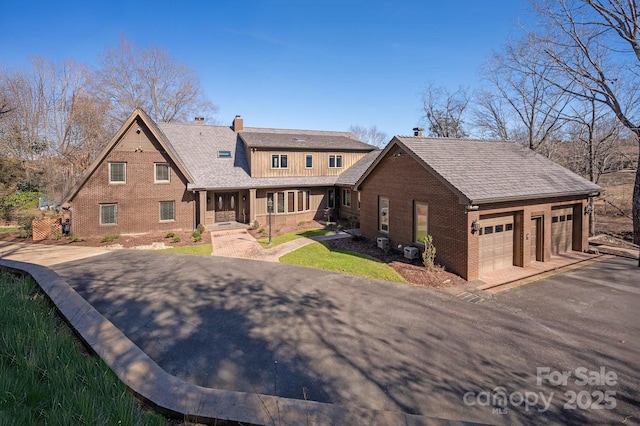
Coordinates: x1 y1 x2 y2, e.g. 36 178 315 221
404 246 420 260
376 237 390 250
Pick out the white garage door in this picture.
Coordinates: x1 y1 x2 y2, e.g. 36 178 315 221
551 207 574 254
479 215 514 274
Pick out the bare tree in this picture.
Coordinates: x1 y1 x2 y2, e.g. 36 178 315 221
530 0 640 249
421 84 471 138
97 36 218 123
478 36 571 154
349 124 389 147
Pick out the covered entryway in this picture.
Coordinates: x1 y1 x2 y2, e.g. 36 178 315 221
214 192 238 223
551 207 574 254
479 214 514 273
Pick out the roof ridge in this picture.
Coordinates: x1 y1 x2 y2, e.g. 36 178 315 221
243 127 355 137
397 135 515 143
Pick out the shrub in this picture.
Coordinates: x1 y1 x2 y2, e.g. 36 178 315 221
298 221 306 226
100 234 120 243
172 236 182 243
68 235 84 243
196 223 205 234
422 234 437 270
165 231 175 238
252 220 260 229
258 227 266 236
192 231 202 242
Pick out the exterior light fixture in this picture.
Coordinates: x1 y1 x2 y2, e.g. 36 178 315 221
584 204 594 215
471 220 481 234
267 198 274 245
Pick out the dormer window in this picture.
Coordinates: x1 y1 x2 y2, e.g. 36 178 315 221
329 154 343 168
218 150 232 158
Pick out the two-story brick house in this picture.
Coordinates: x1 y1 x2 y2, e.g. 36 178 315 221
64 109 376 236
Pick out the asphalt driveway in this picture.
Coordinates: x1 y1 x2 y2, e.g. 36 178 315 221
49 251 638 425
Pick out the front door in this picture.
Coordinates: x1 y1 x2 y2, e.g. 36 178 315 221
214 192 238 222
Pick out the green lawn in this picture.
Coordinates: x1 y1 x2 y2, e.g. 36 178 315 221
159 243 212 256
0 272 165 425
0 226 22 233
280 242 407 283
257 228 334 248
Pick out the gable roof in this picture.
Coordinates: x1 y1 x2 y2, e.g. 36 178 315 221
64 108 194 204
336 150 382 186
239 128 375 151
356 136 601 204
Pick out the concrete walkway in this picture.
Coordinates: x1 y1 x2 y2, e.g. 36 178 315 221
210 229 351 262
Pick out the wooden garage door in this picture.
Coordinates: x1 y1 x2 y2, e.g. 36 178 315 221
551 207 573 254
479 215 514 273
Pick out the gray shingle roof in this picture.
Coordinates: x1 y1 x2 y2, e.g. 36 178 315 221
336 150 382 186
157 123 374 190
240 128 375 151
392 136 601 204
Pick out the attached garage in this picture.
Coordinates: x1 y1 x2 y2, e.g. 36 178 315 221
551 207 574 254
479 215 514 273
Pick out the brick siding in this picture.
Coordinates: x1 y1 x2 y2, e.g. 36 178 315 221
70 144 195 237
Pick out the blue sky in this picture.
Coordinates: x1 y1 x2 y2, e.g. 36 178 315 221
2 1 530 137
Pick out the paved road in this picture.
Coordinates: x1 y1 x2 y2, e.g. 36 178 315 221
47 250 639 425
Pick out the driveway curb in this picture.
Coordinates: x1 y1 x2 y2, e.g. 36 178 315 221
0 258 472 425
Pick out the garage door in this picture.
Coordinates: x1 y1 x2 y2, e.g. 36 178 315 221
479 215 514 273
551 207 573 254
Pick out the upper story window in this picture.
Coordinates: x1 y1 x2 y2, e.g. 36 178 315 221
329 154 343 168
271 154 288 169
218 150 232 158
109 162 126 184
305 154 313 168
155 163 170 183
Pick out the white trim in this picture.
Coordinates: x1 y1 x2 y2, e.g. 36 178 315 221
108 162 126 184
154 163 170 183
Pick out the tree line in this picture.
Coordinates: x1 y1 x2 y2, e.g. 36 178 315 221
0 36 217 211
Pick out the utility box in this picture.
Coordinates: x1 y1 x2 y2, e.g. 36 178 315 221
376 237 390 250
404 246 420 260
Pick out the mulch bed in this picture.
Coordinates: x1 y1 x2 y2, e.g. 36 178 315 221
325 237 466 289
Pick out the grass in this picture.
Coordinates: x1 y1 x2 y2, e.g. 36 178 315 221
257 228 334 248
0 271 165 425
0 226 22 233
280 242 407 283
159 243 212 256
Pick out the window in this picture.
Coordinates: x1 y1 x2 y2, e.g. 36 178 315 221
414 202 428 244
495 225 504 233
155 163 170 182
109 163 126 183
277 192 285 213
297 190 310 211
342 189 351 207
218 150 232 158
329 154 343 168
506 223 513 231
305 154 313 168
327 189 336 208
566 214 573 221
484 226 494 234
552 216 559 223
159 201 175 221
100 204 117 225
379 197 389 233
288 192 295 212
271 154 288 169
559 215 566 222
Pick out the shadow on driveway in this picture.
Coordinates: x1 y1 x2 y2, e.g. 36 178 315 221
50 250 638 425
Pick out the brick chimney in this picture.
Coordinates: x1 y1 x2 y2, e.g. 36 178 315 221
413 127 424 137
194 116 205 125
232 115 243 132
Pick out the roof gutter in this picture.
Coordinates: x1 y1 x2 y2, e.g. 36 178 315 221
467 189 601 206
